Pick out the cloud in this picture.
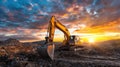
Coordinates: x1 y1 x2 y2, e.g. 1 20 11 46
0 0 120 42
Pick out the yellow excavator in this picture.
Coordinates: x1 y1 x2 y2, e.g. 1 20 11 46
37 16 78 60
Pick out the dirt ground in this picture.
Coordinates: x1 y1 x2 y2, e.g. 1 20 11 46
0 45 120 67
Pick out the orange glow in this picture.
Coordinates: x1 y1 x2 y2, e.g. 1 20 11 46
72 32 120 44
72 20 120 44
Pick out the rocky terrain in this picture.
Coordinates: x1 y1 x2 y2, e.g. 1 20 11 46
0 38 22 46
0 38 120 67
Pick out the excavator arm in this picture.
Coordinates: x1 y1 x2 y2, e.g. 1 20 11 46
47 16 70 45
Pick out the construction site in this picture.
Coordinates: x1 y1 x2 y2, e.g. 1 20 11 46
0 16 120 67
0 0 120 67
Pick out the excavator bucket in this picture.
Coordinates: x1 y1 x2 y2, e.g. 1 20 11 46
37 44 55 60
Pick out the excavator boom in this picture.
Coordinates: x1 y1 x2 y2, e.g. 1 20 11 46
47 16 70 45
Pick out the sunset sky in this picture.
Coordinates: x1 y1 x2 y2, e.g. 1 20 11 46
0 0 120 42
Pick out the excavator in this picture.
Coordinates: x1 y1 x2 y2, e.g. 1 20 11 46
37 16 79 60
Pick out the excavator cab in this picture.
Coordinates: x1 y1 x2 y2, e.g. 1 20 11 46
69 35 81 45
69 35 76 45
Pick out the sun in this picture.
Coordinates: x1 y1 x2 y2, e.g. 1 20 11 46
88 38 95 43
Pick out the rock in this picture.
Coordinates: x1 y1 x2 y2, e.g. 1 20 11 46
3 38 22 46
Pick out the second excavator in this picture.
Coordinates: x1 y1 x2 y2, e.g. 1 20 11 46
37 16 79 60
